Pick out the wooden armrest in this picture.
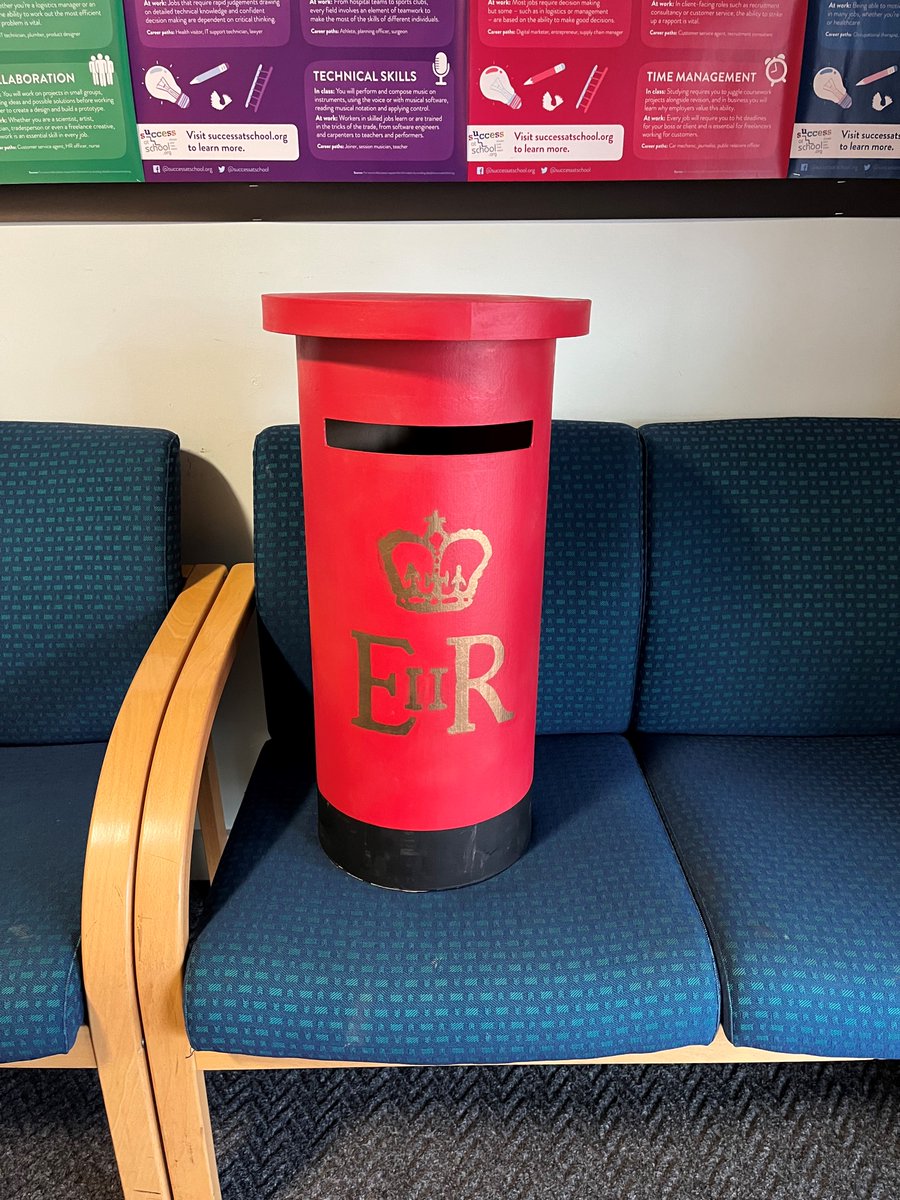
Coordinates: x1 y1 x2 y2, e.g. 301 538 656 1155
82 563 225 1010
79 563 225 1189
135 565 255 1042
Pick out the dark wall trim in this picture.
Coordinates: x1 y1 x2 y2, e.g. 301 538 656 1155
1 179 897 224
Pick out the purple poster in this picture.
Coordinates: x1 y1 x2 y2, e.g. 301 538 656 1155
123 0 465 181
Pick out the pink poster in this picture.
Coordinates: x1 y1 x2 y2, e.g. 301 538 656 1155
467 0 808 180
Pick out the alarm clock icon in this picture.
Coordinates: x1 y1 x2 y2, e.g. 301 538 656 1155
765 55 788 86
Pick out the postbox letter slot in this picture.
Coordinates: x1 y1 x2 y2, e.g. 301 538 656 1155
325 419 533 455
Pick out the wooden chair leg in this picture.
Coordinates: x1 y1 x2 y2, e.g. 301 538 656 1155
197 746 227 882
137 567 256 1200
93 1048 172 1200
138 786 223 1200
149 1039 222 1200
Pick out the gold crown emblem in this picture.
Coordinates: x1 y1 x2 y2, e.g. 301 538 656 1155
378 510 492 613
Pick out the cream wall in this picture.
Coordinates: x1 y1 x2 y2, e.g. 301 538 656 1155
1 217 898 825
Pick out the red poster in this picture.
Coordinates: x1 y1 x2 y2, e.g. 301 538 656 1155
467 0 808 179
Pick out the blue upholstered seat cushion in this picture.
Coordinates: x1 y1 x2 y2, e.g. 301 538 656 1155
253 421 643 741
635 418 900 735
635 734 900 1059
0 743 107 1062
184 735 719 1063
0 421 181 744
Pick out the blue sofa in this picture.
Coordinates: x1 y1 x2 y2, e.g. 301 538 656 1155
633 417 900 1056
131 414 897 1200
632 418 898 1059
175 416 897 1066
0 420 224 1200
0 421 182 1062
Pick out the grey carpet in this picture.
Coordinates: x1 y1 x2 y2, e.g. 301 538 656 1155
0 1060 898 1199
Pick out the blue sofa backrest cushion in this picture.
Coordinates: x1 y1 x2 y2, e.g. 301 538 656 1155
254 425 314 744
635 418 900 735
537 420 643 734
253 420 643 741
0 421 181 745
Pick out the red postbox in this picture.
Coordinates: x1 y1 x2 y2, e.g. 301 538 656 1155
262 293 591 890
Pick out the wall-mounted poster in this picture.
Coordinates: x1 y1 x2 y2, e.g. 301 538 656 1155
790 0 900 176
466 0 808 179
0 0 141 182
122 0 466 181
3 0 898 184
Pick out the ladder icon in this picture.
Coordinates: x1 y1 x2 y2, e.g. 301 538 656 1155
245 64 273 112
576 66 607 115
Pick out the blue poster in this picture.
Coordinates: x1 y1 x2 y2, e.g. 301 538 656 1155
790 0 900 176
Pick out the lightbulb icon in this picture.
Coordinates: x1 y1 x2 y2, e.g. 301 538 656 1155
813 67 852 109
145 65 190 109
479 66 522 110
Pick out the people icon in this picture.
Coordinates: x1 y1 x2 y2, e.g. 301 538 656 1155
88 54 115 87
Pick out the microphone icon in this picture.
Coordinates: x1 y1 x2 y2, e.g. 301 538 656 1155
433 52 450 86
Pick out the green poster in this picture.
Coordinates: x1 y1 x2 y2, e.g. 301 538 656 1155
0 0 141 183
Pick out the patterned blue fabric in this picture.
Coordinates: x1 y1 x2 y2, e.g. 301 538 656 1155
0 422 181 744
537 422 643 734
0 743 107 1062
253 421 643 740
184 734 719 1062
635 419 900 735
635 734 900 1058
253 426 313 743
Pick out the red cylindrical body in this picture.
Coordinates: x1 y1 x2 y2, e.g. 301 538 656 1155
262 294 591 890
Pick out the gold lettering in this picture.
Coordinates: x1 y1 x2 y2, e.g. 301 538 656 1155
408 664 448 712
446 634 515 735
405 666 423 711
428 666 448 711
351 631 415 736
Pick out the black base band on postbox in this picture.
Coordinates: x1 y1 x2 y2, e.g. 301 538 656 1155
317 791 532 891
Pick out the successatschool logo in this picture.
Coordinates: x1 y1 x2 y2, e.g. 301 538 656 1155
139 127 177 157
467 127 505 159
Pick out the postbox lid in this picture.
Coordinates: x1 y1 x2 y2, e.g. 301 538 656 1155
262 293 591 341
